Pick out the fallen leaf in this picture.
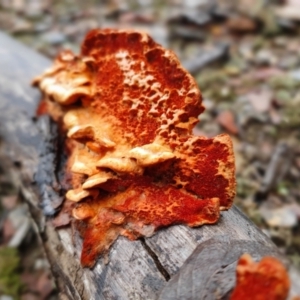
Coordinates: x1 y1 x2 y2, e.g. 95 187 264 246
247 89 273 113
216 110 239 134
227 15 258 33
2 218 15 244
21 271 53 300
288 0 300 6
259 205 298 228
119 12 154 24
269 107 282 124
1 195 18 210
36 272 54 300
21 293 40 300
275 5 300 21
249 68 284 81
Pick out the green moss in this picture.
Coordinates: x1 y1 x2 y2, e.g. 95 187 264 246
196 70 227 89
0 247 22 299
269 75 300 90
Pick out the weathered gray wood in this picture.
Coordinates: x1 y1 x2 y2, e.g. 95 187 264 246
145 206 281 276
0 31 299 299
159 237 282 300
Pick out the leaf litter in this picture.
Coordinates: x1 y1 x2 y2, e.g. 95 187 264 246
0 0 300 296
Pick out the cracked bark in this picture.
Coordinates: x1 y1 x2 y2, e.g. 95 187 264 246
140 238 171 281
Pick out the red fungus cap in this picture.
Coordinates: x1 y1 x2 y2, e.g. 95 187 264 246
34 29 236 268
230 254 290 300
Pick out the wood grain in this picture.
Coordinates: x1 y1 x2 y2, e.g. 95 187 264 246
0 31 299 299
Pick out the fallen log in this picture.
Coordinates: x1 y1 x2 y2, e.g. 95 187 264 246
0 31 299 299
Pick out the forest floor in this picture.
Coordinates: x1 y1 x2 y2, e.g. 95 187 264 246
0 0 300 299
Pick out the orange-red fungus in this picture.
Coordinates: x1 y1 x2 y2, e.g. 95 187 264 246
34 29 236 268
230 254 290 300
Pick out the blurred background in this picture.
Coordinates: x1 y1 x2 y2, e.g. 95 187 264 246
0 0 300 299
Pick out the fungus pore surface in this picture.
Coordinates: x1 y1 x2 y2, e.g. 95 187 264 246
230 254 290 300
34 29 236 268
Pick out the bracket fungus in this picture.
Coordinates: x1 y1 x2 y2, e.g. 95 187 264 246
34 29 236 268
230 254 290 300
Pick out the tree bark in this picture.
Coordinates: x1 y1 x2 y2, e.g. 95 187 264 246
0 31 299 299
